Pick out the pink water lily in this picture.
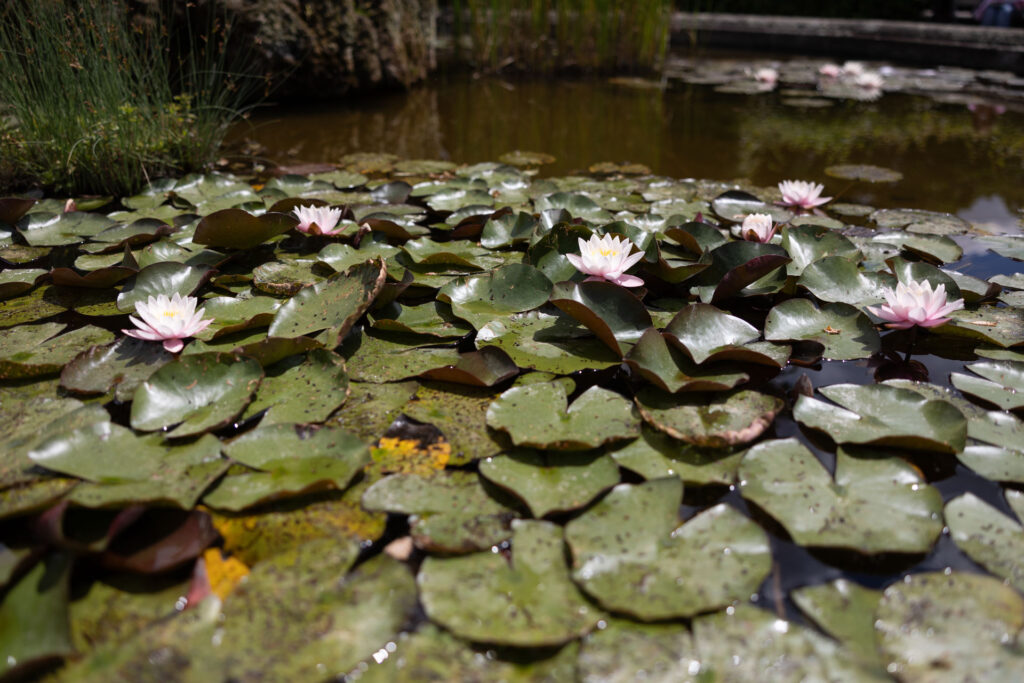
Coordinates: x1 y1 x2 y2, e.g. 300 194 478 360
866 280 964 329
741 213 777 243
293 204 344 235
754 67 778 86
567 234 644 287
122 293 214 353
778 180 832 209
818 63 841 79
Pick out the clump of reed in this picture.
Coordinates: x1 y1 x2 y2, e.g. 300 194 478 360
452 0 672 73
0 1 262 196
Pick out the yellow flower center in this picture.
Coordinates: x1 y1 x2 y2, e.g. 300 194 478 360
162 311 179 318
598 248 618 257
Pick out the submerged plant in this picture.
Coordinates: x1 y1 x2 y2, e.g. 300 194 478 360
123 293 214 353
567 234 644 287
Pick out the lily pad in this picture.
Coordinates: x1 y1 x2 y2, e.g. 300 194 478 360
635 387 783 448
60 338 173 401
938 306 1024 348
782 225 861 277
797 256 894 306
566 478 770 620
438 264 553 330
550 281 652 356
791 580 884 667
418 519 604 646
694 241 791 303
130 352 263 438
950 360 1024 410
739 439 943 553
663 303 786 367
0 553 74 678
577 619 699 683
479 450 621 517
609 424 744 486
875 572 1024 681
764 299 880 360
624 328 750 393
476 308 622 374
794 383 966 453
0 324 115 380
116 262 212 313
242 349 349 424
825 164 903 183
945 493 1024 592
486 382 640 451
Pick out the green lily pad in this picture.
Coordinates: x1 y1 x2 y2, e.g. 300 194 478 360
694 241 791 304
692 604 881 681
18 211 116 246
371 301 472 339
951 360 1024 410
401 383 505 465
345 330 462 383
241 349 349 425
60 338 173 402
0 268 45 300
116 262 212 313
0 553 74 678
624 328 750 393
69 574 189 654
535 192 612 222
476 308 621 374
609 424 744 485
797 256 894 306
566 478 770 620
794 383 966 453
479 450 621 517
402 237 489 270
130 352 263 438
782 225 861 277
764 299 880 360
362 470 518 553
635 387 783 448
268 260 386 346
711 190 791 223
0 324 115 380
886 255 962 300
418 346 519 387
326 381 417 443
549 281 652 356
871 208 969 235
0 286 67 328
825 164 903 183
577 618 699 683
487 382 640 451
499 150 556 166
739 439 943 553
480 211 537 249
875 572 1024 681
438 264 553 330
873 232 963 264
791 580 884 668
252 259 324 296
945 493 1024 593
203 424 368 511
663 303 786 367
1 397 102 489
418 519 604 647
938 306 1024 348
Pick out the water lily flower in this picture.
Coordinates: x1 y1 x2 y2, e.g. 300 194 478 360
741 213 777 243
854 71 884 91
754 67 778 86
866 280 964 329
777 180 832 209
567 234 644 287
122 293 214 353
818 63 841 79
293 204 343 235
63 198 77 213
841 61 865 77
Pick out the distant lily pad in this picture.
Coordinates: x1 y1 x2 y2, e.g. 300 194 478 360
635 387 783 448
566 478 770 620
825 164 903 183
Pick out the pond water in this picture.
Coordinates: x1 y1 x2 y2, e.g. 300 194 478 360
231 68 1024 239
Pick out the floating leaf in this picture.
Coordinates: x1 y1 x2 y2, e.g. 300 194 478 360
193 209 296 249
0 324 114 380
951 360 1024 410
242 349 349 424
130 352 263 438
945 493 1024 592
797 256 894 306
764 299 880 360
479 450 620 517
875 572 1024 681
402 383 505 465
635 387 782 448
550 281 652 356
610 424 744 485
938 306 1024 348
61 338 173 401
873 232 962 264
739 439 943 553
116 262 212 313
0 553 74 678
578 619 698 683
624 328 750 393
418 520 604 646
418 346 519 387
694 241 790 303
487 382 640 450
825 164 903 183
782 225 861 277
476 309 621 374
663 303 786 367
439 264 553 330
268 260 386 346
0 268 45 300
791 580 885 668
566 478 770 620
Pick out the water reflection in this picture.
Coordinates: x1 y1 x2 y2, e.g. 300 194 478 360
232 72 1024 231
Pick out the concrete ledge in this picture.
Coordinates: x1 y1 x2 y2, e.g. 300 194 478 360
671 13 1024 73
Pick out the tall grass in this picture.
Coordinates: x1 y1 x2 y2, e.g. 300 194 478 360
453 0 672 72
0 1 261 196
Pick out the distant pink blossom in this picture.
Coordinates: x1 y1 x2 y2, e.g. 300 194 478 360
818 63 841 79
567 234 644 287
123 293 214 353
63 198 77 213
741 213 777 243
854 72 884 90
778 180 832 209
866 280 964 329
754 67 778 86
293 204 344 235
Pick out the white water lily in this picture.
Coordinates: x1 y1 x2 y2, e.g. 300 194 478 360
754 67 778 85
293 204 344 235
741 213 776 243
867 280 964 330
122 293 214 353
566 234 644 287
818 63 841 79
841 61 865 77
854 71 884 90
778 180 831 209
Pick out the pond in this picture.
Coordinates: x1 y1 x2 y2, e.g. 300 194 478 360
3 53 1024 681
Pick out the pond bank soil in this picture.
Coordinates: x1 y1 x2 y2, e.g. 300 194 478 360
672 13 1024 73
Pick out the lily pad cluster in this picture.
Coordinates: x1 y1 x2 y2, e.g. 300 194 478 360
2 155 1024 680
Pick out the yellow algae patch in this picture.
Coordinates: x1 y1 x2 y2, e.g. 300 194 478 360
370 437 451 476
203 548 249 600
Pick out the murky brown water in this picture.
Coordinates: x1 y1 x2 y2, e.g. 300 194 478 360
230 70 1024 234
